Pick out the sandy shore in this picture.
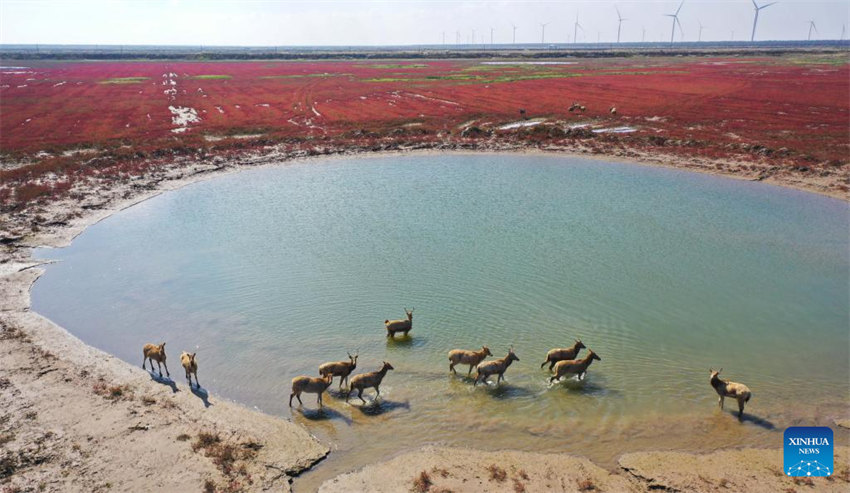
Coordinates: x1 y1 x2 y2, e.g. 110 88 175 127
2 146 848 492
318 446 850 493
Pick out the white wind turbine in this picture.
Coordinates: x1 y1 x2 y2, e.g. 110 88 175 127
698 21 706 42
616 6 627 43
665 1 685 44
807 20 817 40
540 22 549 44
574 13 583 44
751 1 777 42
512 23 518 44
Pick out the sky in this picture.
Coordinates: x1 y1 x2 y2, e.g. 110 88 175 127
1 0 848 46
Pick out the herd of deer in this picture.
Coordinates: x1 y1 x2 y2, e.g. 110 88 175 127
141 307 753 418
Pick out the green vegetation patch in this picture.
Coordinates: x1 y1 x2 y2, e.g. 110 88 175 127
99 77 150 84
190 74 231 79
370 63 428 69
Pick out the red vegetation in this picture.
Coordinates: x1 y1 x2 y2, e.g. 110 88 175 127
1 55 848 211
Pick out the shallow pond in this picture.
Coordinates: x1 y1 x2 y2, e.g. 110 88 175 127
32 153 850 489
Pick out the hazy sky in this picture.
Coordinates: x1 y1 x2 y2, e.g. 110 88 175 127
1 1 848 46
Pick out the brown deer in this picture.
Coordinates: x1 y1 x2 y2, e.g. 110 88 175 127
448 346 492 376
474 347 519 387
318 351 359 389
709 368 752 419
180 351 199 387
550 350 601 383
347 361 394 403
541 339 586 371
290 373 333 408
142 342 170 377
385 308 414 337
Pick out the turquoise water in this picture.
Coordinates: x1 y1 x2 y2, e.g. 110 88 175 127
32 154 849 486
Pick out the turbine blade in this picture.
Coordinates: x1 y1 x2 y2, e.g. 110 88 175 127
763 2 777 8
752 0 758 9
676 0 685 16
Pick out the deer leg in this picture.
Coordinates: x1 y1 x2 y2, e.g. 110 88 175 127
719 396 724 410
163 361 170 377
318 393 323 408
375 385 381 398
549 361 556 371
156 361 162 376
449 363 456 374
467 365 474 377
358 389 365 404
289 392 296 407
550 375 558 384
737 398 745 418
194 372 200 387
142 356 147 371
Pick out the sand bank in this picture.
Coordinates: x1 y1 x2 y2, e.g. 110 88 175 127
318 446 850 492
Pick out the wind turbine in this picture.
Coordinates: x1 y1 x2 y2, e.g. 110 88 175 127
616 6 627 43
456 30 461 45
841 24 846 41
664 1 684 44
472 28 476 44
540 22 549 44
574 13 583 44
511 24 518 44
698 21 705 42
751 1 777 42
490 27 494 45
807 20 817 40
642 26 646 42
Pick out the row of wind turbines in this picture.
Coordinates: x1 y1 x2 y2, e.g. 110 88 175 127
441 1 842 46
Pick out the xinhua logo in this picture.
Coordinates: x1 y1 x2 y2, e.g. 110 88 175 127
784 426 833 477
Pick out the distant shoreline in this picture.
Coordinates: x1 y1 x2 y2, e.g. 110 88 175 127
1 42 848 61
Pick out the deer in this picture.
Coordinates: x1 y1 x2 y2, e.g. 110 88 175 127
550 350 601 383
709 368 752 419
541 339 586 371
385 308 414 337
142 342 170 377
448 346 492 376
347 361 394 403
180 351 199 388
289 373 333 408
474 347 519 387
318 351 359 389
